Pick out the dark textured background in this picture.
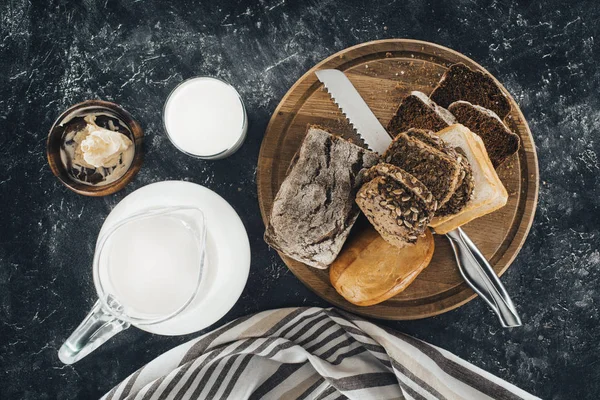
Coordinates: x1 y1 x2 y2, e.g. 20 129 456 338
1 0 599 398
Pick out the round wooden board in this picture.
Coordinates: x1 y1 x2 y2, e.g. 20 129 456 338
257 39 539 320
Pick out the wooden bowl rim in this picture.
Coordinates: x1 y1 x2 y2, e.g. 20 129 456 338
46 100 144 197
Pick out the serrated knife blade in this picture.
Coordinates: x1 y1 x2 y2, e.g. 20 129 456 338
315 69 392 154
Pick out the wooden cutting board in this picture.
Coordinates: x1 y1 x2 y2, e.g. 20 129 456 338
257 39 539 320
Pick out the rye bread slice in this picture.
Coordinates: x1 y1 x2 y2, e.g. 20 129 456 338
437 147 474 216
383 129 461 208
356 164 435 248
448 101 520 167
265 125 379 269
405 130 474 216
387 91 456 135
430 63 512 119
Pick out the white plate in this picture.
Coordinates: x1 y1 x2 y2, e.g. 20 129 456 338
100 181 251 335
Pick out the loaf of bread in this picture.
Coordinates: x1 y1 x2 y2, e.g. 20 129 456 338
430 124 508 234
448 101 520 167
387 91 455 135
383 129 462 208
330 228 434 306
264 125 379 269
356 164 435 248
430 63 512 120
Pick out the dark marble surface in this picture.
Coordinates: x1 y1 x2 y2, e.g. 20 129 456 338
1 0 599 398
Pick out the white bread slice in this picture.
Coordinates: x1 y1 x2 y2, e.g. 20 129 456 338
430 124 508 234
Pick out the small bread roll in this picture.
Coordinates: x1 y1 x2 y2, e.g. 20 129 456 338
330 228 434 306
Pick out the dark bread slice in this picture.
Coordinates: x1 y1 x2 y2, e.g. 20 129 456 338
356 164 435 248
405 130 474 216
387 91 455 136
448 101 520 167
383 129 461 208
437 147 474 216
430 63 511 119
265 125 379 269
405 128 446 148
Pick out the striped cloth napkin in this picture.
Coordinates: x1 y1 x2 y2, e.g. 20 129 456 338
102 307 539 400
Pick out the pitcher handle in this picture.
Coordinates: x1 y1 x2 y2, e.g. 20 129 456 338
58 300 130 364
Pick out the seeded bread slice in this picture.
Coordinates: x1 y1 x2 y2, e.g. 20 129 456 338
430 124 508 234
430 63 512 119
405 129 474 217
265 125 379 269
383 129 461 208
448 101 520 167
387 91 456 135
356 164 435 248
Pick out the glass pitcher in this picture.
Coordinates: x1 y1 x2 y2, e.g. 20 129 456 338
58 206 206 364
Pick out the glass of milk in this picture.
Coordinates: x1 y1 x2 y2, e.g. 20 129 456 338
163 77 248 159
58 206 206 364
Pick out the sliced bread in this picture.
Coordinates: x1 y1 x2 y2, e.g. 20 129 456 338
264 125 379 269
386 91 455 135
430 63 512 119
356 164 435 248
436 147 475 217
404 129 475 217
448 101 520 167
430 124 508 234
383 129 462 208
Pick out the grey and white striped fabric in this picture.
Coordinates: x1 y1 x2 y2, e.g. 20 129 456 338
102 307 538 400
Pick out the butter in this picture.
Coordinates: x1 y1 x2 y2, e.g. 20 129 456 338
59 113 135 186
81 126 132 168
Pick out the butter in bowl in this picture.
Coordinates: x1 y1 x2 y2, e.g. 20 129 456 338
47 100 144 196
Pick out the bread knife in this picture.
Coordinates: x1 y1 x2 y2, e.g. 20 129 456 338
315 69 522 328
